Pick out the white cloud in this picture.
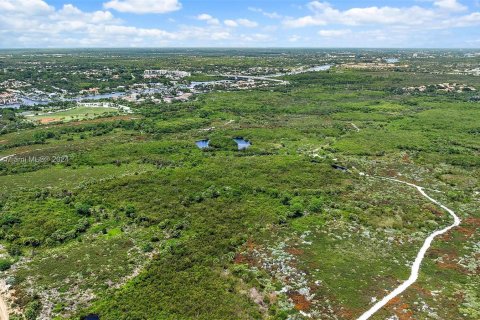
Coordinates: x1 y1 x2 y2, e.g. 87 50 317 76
0 0 479 48
103 0 181 14
224 19 238 27
239 33 270 42
433 0 467 12
224 18 258 28
285 15 326 28
54 4 116 24
307 27 426 47
0 0 194 47
248 7 282 19
288 35 301 42
236 19 258 27
0 0 53 14
197 13 220 25
443 11 480 26
307 1 331 12
284 1 479 29
318 29 351 37
101 25 174 38
174 26 231 41
284 2 441 27
0 0 273 47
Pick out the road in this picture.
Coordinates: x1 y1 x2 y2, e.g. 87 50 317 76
357 175 461 320
219 74 289 84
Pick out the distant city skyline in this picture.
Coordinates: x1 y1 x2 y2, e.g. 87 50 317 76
1 0 480 48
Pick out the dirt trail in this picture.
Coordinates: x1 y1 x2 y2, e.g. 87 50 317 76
350 122 360 132
357 175 461 320
0 280 8 320
0 297 7 320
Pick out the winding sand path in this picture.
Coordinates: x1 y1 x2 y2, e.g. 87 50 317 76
0 295 7 320
0 279 8 320
357 176 461 320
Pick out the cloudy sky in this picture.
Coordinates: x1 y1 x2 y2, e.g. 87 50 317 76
1 0 480 48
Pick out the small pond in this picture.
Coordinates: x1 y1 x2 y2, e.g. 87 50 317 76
308 65 331 71
332 164 348 172
195 139 210 149
81 315 100 320
234 138 251 150
385 58 399 63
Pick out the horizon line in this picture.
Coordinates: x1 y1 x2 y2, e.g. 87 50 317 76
0 47 479 50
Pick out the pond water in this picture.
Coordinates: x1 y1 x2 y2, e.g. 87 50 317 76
307 65 331 72
189 80 232 89
385 58 399 63
4 98 49 109
82 92 124 100
81 314 100 320
195 139 210 149
332 164 348 172
234 138 251 150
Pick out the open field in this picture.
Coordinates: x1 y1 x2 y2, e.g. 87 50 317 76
24 106 122 124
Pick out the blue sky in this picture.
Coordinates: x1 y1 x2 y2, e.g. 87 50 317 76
1 0 480 48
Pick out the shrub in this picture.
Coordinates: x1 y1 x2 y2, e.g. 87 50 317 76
6 243 22 257
308 198 323 213
23 237 41 247
125 205 136 218
288 198 305 218
25 300 41 320
0 259 13 271
142 243 154 253
75 218 90 233
75 202 91 216
0 214 21 227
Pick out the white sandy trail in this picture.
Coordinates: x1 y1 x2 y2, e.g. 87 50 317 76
357 176 461 320
0 279 8 320
0 295 7 320
350 122 360 132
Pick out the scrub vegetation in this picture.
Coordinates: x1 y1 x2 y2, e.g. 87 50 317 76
0 49 478 319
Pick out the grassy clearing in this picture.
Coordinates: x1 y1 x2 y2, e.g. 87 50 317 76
0 162 154 190
26 107 121 124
